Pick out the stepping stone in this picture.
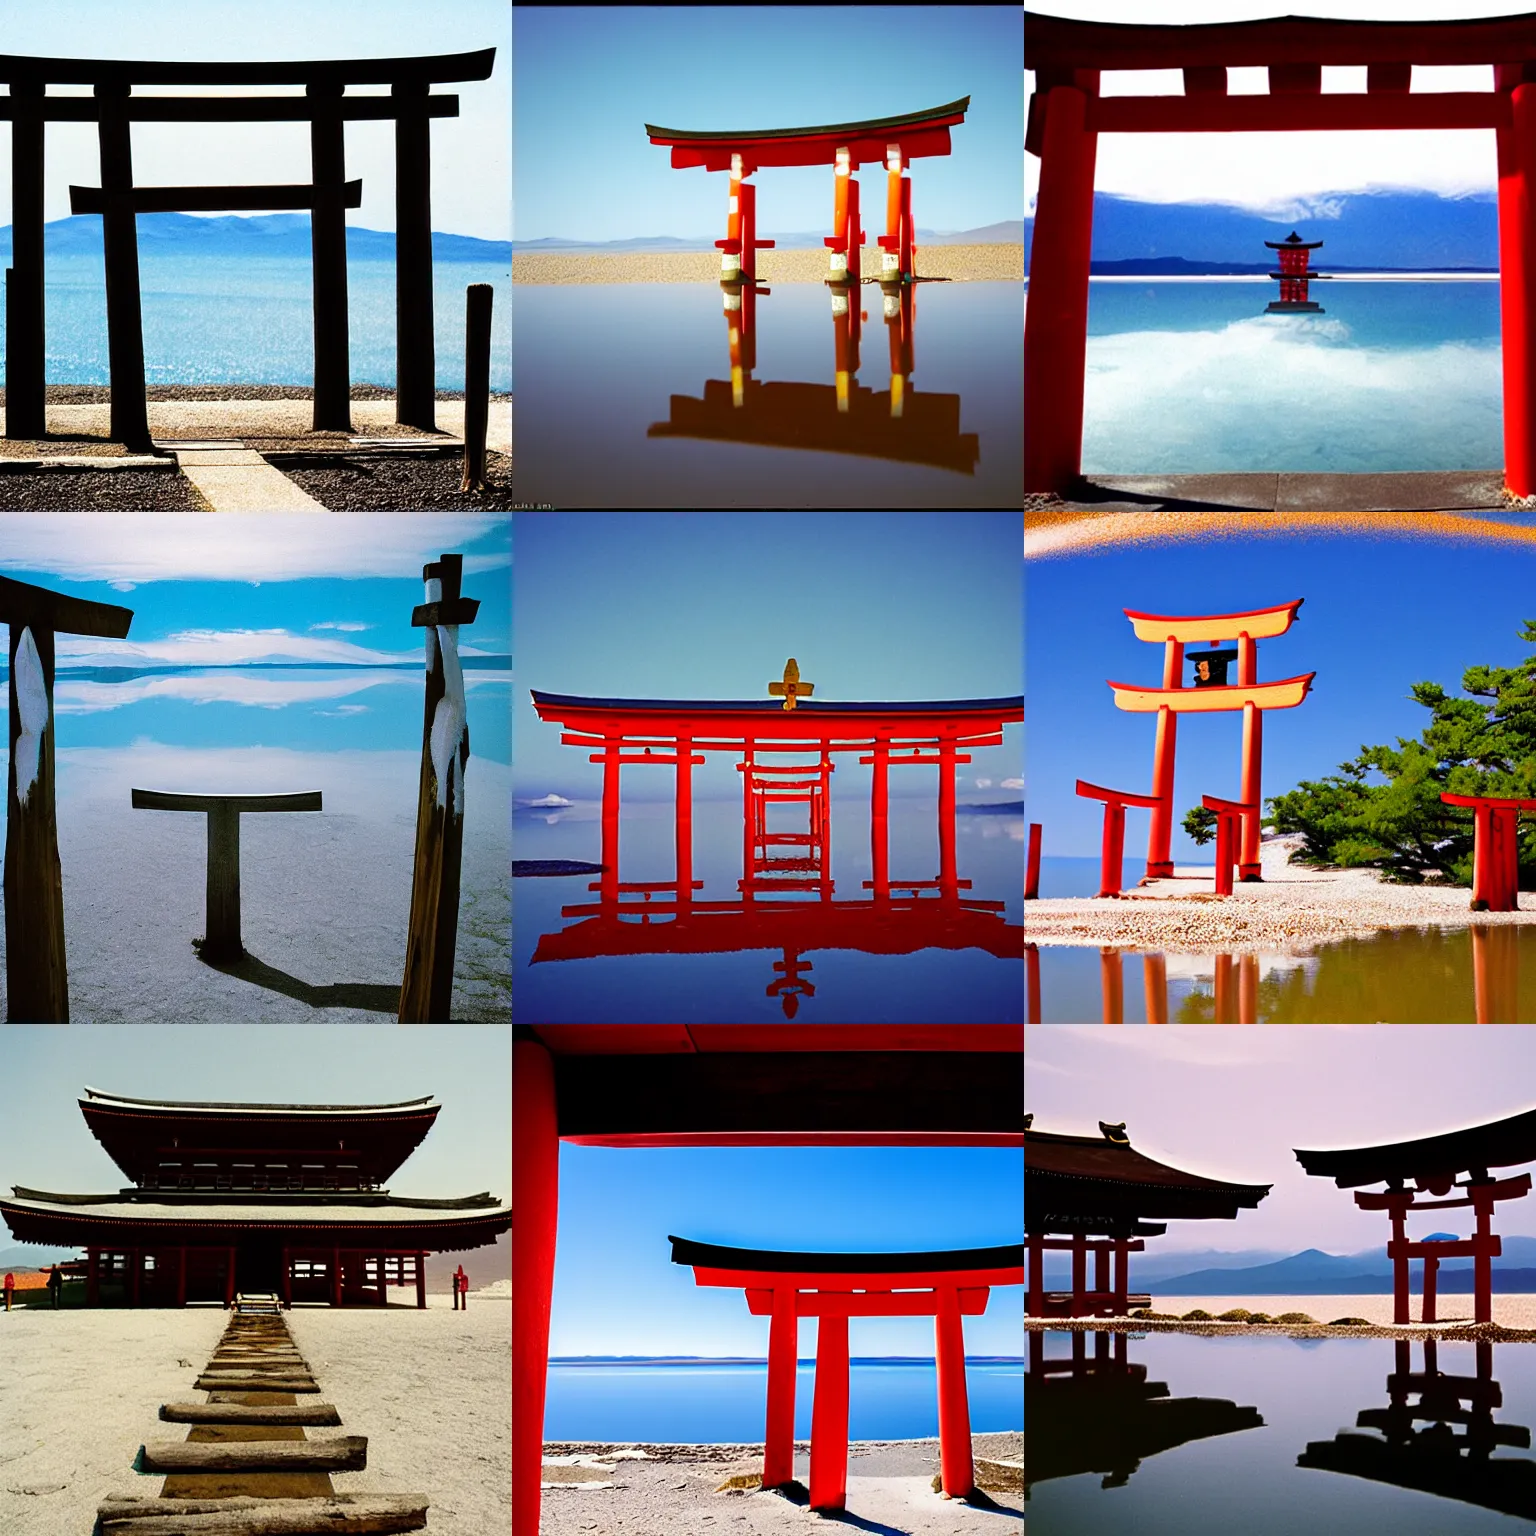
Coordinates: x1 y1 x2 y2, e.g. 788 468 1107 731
97 1494 428 1534
138 1435 367 1473
160 1403 342 1426
166 445 327 511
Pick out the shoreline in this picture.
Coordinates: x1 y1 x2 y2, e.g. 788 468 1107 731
513 243 1022 285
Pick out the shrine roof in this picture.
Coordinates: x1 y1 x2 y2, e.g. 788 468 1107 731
81 1088 438 1117
1295 1105 1536 1187
1026 12 1536 70
669 1235 1023 1273
1027 1125 1271 1229
645 96 970 145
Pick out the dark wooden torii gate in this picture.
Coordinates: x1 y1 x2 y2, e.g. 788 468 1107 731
1025 11 1536 496
513 1025 1024 1536
2 48 495 448
2 574 133 1022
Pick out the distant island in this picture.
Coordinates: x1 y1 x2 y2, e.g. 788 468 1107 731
0 212 510 263
516 220 1023 255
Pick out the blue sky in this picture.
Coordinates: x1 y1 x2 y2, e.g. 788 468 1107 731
1028 521 1536 860
0 514 510 761
1026 1 1532 215
0 1025 510 1240
0 0 508 239
550 1142 1022 1357
514 6 1022 242
513 511 1022 803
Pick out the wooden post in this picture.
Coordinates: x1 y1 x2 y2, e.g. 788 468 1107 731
3 576 133 1022
1026 943 1041 1024
1025 822 1042 899
1499 75 1536 495
95 83 152 452
1390 1203 1410 1325
808 1310 850 1511
934 1285 975 1497
415 1251 425 1310
461 283 494 490
1147 640 1184 876
307 82 353 431
1143 953 1168 1024
764 1286 797 1488
129 790 323 963
870 738 890 900
226 1247 237 1309
1100 947 1123 1024
1214 952 1235 1024
1474 1186 1495 1325
514 1036 560 1536
281 1246 291 1309
332 1247 343 1307
676 734 694 908
6 81 46 440
177 1246 188 1308
399 553 479 1022
1422 1251 1439 1324
87 1247 100 1308
600 739 621 906
937 738 958 894
130 1248 142 1308
393 81 436 429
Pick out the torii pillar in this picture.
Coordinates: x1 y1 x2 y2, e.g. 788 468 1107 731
2 575 134 1021
399 552 479 1023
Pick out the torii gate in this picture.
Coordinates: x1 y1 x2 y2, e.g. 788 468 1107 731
1025 11 1536 496
2 575 133 1022
646 97 969 286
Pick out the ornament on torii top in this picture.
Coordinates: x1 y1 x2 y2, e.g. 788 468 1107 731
768 658 815 711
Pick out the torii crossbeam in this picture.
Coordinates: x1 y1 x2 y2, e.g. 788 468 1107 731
1 574 133 1021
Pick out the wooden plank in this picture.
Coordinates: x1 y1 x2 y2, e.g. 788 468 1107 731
194 1378 319 1394
138 1436 366 1473
0 97 460 123
131 789 323 813
97 1494 428 1534
0 572 134 637
160 1405 340 1426
0 48 495 85
71 181 363 214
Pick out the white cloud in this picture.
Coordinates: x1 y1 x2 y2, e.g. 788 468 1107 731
974 778 993 788
0 514 509 584
1001 777 1024 790
53 670 416 715
310 621 373 633
521 793 573 807
55 629 415 670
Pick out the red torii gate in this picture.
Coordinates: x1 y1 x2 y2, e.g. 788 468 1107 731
647 97 969 285
1441 790 1536 912
1025 11 1536 495
513 1025 1024 1536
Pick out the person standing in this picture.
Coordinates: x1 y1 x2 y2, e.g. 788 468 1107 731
3 1272 13 1312
46 1264 62 1309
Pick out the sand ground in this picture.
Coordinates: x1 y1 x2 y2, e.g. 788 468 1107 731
513 245 1023 285
0 1296 506 1536
1025 833 1533 954
539 1434 1022 1534
0 746 510 1022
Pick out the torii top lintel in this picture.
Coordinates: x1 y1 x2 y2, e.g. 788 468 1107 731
1123 600 1304 645
1295 1104 1536 1189
1025 11 1536 71
645 96 970 172
0 573 132 639
0 48 495 86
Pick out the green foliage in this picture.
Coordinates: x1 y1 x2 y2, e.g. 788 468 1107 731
1268 622 1536 885
1216 1309 1252 1322
1182 804 1218 846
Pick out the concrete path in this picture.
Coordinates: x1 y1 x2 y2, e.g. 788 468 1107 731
1059 470 1508 512
160 441 326 512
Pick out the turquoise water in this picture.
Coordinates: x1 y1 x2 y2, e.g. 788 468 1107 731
545 1359 1024 1442
9 253 510 390
1078 279 1502 473
1029 1331 1536 1533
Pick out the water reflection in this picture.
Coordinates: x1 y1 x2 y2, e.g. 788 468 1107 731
647 279 979 473
1300 1338 1536 1521
1026 1330 1263 1497
1028 925 1535 1022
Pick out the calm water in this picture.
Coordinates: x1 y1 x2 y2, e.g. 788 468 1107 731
1028 926 1536 1023
1028 1331 1536 1533
511 281 1022 506
545 1359 1024 1443
1079 279 1502 473
513 799 1024 1023
14 252 511 389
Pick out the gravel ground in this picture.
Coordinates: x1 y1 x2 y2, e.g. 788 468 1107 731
514 244 1023 285
280 452 513 511
539 1435 1022 1535
1025 834 1536 954
0 467 209 509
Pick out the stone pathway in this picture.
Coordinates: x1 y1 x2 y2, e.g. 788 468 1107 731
157 440 327 512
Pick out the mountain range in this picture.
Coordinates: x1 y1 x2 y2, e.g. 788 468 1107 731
1024 190 1500 275
1040 1236 1536 1294
0 213 510 263
514 220 1024 254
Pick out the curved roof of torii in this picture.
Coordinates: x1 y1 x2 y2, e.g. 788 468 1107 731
645 97 970 171
1295 1105 1536 1188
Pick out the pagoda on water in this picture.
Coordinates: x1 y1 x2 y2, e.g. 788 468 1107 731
0 1087 510 1307
1265 230 1329 314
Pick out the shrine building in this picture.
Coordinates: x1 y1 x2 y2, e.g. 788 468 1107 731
0 1087 510 1307
1026 1116 1270 1317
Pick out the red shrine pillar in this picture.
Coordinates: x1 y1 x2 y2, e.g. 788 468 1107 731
1070 1233 1087 1315
1473 1182 1497 1325
870 738 891 900
720 153 744 282
514 1035 560 1536
826 147 863 282
1147 639 1183 877
1025 1235 1044 1315
332 1248 343 1307
809 1309 851 1510
1498 72 1536 497
1238 634 1263 880
937 738 959 894
676 735 695 908
1143 953 1168 1024
764 1286 798 1488
1388 1195 1411 1325
600 740 621 905
934 1286 975 1498
415 1251 426 1311
1024 78 1099 494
